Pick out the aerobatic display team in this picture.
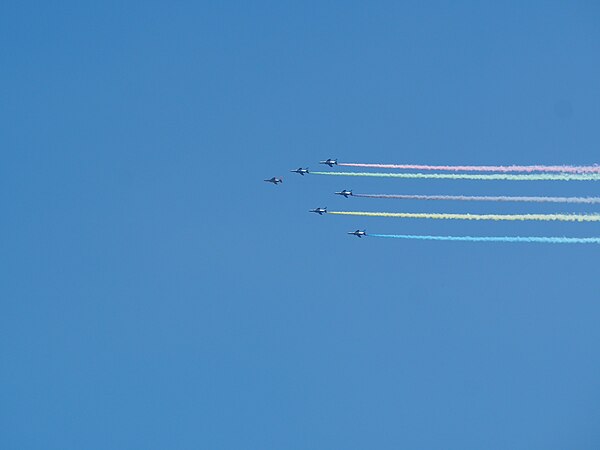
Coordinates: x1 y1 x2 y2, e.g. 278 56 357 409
265 159 600 244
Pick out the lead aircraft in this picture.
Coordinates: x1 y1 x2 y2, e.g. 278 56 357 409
264 177 283 185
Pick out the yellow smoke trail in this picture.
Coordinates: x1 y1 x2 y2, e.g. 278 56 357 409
328 211 600 222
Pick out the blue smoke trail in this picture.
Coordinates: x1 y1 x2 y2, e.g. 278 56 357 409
369 234 600 244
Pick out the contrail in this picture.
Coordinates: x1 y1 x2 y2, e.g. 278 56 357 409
339 163 600 174
353 193 600 204
328 211 600 222
311 171 600 181
368 234 600 244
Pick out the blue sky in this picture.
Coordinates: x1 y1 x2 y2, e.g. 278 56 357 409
1 1 600 448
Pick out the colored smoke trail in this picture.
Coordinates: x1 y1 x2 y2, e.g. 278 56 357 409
328 211 600 222
311 171 600 181
354 193 600 204
369 234 600 244
339 162 600 174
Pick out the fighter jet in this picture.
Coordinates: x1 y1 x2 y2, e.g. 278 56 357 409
264 177 283 185
335 189 352 198
319 158 337 167
348 229 367 238
290 167 309 176
310 207 327 215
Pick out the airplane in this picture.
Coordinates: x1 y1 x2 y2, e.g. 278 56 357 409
335 189 352 198
264 177 283 185
319 158 337 167
348 229 367 238
290 167 309 176
310 207 327 215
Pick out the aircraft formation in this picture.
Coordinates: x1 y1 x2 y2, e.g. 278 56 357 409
265 158 363 236
265 158 600 244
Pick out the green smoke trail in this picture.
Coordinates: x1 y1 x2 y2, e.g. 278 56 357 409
311 171 600 181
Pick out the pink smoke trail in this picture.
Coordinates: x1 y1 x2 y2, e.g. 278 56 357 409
354 194 600 204
338 163 600 173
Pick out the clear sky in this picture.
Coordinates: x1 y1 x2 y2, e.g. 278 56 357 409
2 1 600 449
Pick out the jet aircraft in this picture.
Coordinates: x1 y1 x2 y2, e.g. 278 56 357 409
348 229 367 238
310 207 327 215
335 189 352 198
319 158 337 167
290 167 309 176
264 177 283 185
